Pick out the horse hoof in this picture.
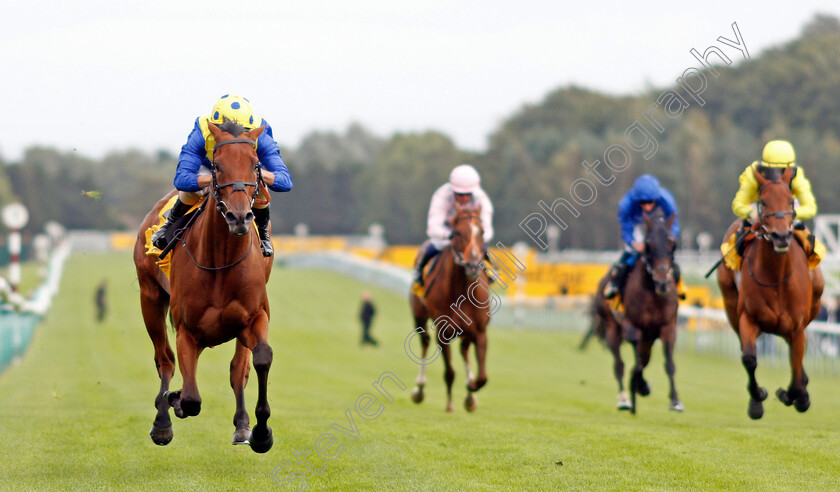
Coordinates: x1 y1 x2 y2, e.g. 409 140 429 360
249 425 273 454
410 387 424 404
149 424 173 446
616 391 632 411
748 399 764 420
445 403 454 413
636 379 650 397
794 397 810 413
464 393 478 412
232 427 252 445
669 401 684 412
776 388 793 406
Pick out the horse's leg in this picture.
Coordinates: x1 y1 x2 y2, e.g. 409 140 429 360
139 281 175 445
630 338 653 415
230 340 252 445
777 328 810 412
461 338 478 412
168 328 204 419
410 323 431 404
471 330 488 392
662 322 683 412
738 313 767 420
440 340 455 413
240 311 273 454
605 319 629 410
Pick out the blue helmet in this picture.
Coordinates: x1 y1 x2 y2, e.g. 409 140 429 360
631 174 661 202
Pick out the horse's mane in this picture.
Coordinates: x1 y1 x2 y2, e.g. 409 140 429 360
218 118 247 137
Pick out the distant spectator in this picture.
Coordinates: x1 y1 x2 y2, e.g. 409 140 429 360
359 291 377 346
816 303 828 322
95 280 108 322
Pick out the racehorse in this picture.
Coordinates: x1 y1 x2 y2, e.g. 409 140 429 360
133 120 276 452
717 166 823 419
409 202 491 412
593 214 682 414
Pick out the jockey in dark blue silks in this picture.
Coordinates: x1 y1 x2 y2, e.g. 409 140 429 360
151 94 293 257
603 174 684 299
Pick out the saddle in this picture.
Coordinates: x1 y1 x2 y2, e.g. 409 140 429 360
721 222 824 271
144 196 205 278
411 244 444 299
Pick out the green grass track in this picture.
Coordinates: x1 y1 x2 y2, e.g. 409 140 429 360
0 253 838 491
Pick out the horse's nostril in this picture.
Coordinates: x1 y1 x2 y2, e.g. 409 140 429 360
224 211 237 223
245 211 254 223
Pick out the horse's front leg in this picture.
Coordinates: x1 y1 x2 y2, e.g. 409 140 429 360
738 313 767 420
471 329 488 392
604 318 629 410
461 337 478 412
777 328 810 412
662 322 683 412
168 329 204 419
440 339 455 413
230 340 252 445
240 311 273 454
630 337 653 415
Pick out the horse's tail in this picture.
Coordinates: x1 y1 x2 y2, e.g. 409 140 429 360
168 308 174 333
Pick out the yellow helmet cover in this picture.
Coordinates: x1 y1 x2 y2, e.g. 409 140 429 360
209 94 263 130
761 140 796 168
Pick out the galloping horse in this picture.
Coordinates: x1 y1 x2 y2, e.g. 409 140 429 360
133 121 276 452
717 166 823 419
593 214 682 414
409 202 490 412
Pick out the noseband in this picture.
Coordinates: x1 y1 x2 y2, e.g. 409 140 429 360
211 138 263 217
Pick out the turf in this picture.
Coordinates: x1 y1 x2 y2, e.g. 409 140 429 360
0 252 838 491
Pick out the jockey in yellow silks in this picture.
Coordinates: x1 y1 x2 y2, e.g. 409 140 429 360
726 139 823 268
151 95 293 257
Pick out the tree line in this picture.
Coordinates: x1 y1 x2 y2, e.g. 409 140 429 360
2 14 840 250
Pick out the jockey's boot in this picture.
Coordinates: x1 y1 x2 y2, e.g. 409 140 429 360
151 198 191 250
253 207 273 257
792 221 817 260
482 247 495 284
415 244 440 287
735 219 753 257
673 262 686 300
603 261 631 300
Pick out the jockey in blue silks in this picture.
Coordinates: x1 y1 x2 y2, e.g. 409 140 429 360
151 94 293 257
603 174 684 299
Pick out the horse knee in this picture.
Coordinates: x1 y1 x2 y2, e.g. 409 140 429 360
741 354 757 372
252 343 273 371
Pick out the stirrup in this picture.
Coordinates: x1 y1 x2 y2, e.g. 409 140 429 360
604 282 618 300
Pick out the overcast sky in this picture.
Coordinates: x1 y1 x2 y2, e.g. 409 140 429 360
2 0 838 161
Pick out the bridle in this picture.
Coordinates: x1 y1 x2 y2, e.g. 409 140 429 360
451 213 483 270
755 179 796 242
175 137 263 272
745 179 796 287
640 219 676 293
211 138 264 218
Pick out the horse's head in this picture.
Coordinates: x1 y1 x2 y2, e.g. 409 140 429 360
207 120 265 236
754 166 796 254
642 213 677 296
450 202 484 278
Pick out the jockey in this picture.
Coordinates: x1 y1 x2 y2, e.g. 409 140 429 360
603 174 682 299
731 140 818 259
414 164 494 286
151 95 293 257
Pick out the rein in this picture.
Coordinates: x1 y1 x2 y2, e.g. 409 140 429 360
176 199 256 272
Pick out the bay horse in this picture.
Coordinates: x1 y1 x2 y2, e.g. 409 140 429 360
409 202 490 412
133 120 275 452
593 214 682 414
717 166 823 419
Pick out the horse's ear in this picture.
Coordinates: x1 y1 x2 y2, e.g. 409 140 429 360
781 166 794 185
752 166 769 187
245 124 265 141
474 202 482 214
643 213 653 231
454 200 464 214
207 121 223 142
666 214 675 229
